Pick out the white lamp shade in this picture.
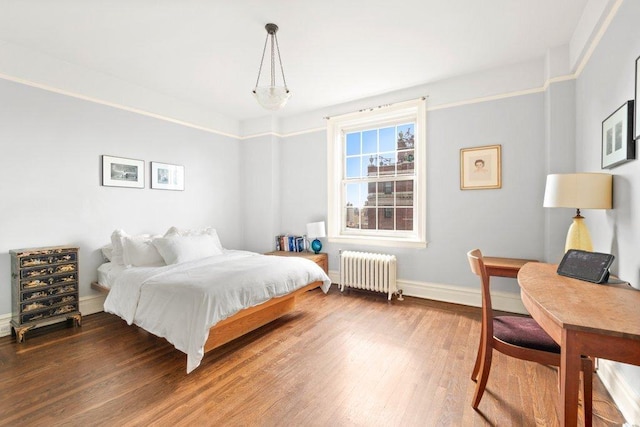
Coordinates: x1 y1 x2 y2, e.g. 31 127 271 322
543 173 612 209
306 221 326 239
253 86 291 110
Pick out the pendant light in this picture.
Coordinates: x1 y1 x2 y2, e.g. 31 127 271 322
253 23 291 110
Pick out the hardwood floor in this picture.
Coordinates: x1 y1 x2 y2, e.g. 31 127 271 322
0 286 626 426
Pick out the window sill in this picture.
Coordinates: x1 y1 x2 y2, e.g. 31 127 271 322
328 235 427 249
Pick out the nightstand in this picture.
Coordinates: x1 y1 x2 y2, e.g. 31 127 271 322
264 251 328 274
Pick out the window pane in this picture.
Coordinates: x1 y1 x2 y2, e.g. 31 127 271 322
397 124 414 149
379 127 395 152
378 152 396 176
397 180 413 206
396 208 413 230
362 207 375 229
346 133 361 156
345 182 367 208
345 206 360 229
346 157 361 178
365 155 378 178
377 208 394 230
360 155 372 177
397 149 414 175
362 130 377 154
377 181 395 206
366 181 377 207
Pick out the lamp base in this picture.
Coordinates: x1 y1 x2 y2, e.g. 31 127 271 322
564 215 593 252
311 239 322 254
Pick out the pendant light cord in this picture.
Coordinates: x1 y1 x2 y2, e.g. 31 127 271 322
254 34 269 90
253 25 288 92
274 33 288 91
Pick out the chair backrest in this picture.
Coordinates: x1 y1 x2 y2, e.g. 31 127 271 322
467 249 494 335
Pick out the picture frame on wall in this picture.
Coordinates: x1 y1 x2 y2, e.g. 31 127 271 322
635 55 640 140
601 100 635 169
151 161 185 191
460 144 502 190
101 155 145 188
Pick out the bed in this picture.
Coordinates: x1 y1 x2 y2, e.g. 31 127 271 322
92 228 331 373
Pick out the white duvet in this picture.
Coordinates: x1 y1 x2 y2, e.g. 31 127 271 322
104 250 331 373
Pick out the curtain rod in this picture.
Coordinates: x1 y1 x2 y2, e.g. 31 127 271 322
323 95 427 120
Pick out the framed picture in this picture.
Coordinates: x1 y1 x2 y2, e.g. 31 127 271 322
151 162 185 191
601 100 635 169
460 144 502 190
635 55 640 140
101 155 144 188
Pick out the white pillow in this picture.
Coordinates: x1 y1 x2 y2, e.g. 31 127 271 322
164 226 223 251
101 244 113 262
152 234 223 265
110 229 129 265
122 235 165 267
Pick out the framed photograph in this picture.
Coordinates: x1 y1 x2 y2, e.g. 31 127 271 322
635 55 640 140
601 100 635 169
101 155 144 188
460 144 502 190
151 162 184 191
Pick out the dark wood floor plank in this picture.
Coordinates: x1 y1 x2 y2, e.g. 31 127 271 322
0 286 626 426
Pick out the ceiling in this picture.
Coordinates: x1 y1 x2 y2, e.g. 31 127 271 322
0 1 591 123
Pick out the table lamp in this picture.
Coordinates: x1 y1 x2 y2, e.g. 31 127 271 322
543 173 612 252
306 221 326 254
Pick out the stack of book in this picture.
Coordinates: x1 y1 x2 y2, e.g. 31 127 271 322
275 235 308 252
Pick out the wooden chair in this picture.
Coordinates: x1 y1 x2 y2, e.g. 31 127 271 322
467 249 592 423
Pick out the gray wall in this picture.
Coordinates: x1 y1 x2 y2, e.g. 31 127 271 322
278 93 547 295
0 79 242 315
575 0 640 401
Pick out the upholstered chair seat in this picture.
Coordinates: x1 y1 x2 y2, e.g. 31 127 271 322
493 316 561 353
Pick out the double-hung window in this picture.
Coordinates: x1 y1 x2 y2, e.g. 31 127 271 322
327 99 426 247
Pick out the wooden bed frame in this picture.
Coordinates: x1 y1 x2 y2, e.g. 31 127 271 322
91 281 321 353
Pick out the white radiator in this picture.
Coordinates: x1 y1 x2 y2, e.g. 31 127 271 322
339 251 402 300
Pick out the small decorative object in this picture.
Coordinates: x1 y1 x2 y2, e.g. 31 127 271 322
460 144 501 190
306 221 326 254
102 155 144 188
602 100 635 168
635 55 640 140
253 23 291 110
151 162 185 191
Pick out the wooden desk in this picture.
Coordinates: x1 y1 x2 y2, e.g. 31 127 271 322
518 262 640 426
483 256 537 278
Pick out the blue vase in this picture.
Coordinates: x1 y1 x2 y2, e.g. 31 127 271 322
311 239 322 254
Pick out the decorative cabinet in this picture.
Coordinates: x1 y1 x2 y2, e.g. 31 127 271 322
10 246 82 342
264 251 329 274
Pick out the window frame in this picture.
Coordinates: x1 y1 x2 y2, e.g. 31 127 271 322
327 99 427 248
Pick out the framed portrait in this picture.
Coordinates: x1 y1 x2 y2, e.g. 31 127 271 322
101 155 144 188
635 55 640 140
151 162 185 191
601 100 635 169
460 144 502 190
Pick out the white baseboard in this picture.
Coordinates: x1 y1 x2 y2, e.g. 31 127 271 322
327 270 528 314
598 359 640 425
0 293 106 338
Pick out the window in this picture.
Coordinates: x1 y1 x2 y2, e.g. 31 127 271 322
327 99 426 247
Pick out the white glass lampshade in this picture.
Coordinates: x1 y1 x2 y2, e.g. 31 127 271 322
306 221 326 239
253 87 291 111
